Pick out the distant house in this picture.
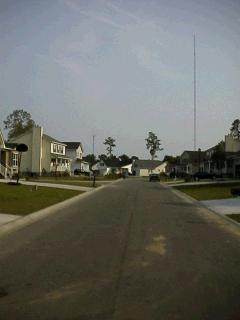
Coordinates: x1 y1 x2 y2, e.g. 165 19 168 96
0 128 19 178
132 160 167 177
92 158 122 175
179 150 205 175
63 142 90 175
121 163 133 175
10 126 71 175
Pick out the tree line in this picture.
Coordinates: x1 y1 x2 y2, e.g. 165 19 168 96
4 109 239 167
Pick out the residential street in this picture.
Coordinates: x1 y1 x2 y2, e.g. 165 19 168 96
0 179 240 320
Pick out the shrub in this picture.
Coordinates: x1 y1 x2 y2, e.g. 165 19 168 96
184 175 192 182
231 187 240 197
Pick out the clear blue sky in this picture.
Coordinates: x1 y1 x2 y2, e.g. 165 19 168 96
0 0 239 159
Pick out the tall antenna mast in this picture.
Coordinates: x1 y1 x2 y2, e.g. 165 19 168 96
92 135 95 156
194 34 197 151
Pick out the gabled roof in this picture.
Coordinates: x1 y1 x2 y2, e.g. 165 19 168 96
43 134 66 145
5 142 18 149
63 142 83 150
0 128 5 148
104 159 122 167
132 160 162 170
180 150 206 163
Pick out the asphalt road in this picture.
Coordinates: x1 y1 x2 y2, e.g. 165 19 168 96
0 178 240 320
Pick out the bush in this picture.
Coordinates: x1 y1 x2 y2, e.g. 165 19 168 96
184 175 192 182
231 187 240 197
63 170 70 177
160 172 168 177
104 173 122 180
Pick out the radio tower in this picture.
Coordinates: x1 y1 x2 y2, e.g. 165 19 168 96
193 34 197 151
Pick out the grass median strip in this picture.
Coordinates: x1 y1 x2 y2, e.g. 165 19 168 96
174 183 240 201
0 183 82 216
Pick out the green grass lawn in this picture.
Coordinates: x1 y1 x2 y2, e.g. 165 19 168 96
174 183 240 201
27 179 101 188
0 183 82 215
26 176 119 187
226 214 240 223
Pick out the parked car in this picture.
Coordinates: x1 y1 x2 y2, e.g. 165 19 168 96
149 173 160 182
192 172 214 180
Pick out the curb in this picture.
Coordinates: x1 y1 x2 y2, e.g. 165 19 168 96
0 185 105 239
163 183 240 229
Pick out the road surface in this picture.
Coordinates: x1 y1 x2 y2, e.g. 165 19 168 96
0 178 240 319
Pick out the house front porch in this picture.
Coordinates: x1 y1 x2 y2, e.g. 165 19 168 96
0 148 18 179
50 156 71 175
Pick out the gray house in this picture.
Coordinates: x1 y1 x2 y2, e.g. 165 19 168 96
10 126 71 175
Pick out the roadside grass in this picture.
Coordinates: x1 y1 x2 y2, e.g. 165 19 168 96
226 214 240 223
26 176 119 187
0 183 81 215
26 179 102 188
174 183 240 201
27 175 118 181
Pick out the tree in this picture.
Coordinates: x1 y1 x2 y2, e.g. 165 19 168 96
103 137 116 157
230 119 240 139
211 141 226 173
131 156 139 161
118 154 130 165
3 109 36 140
163 155 180 165
145 132 163 160
83 154 96 165
98 154 108 161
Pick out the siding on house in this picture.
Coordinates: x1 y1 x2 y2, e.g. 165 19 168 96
10 126 70 175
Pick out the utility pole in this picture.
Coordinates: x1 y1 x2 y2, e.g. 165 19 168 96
92 135 96 188
194 34 197 151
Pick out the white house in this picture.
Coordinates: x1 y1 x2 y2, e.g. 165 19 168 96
63 142 90 175
0 128 19 178
132 160 167 177
92 159 122 176
121 163 133 175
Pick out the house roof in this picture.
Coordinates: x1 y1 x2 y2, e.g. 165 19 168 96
132 160 163 170
180 150 206 163
104 159 122 167
63 142 83 150
0 129 5 148
226 151 240 160
5 142 18 149
43 134 65 145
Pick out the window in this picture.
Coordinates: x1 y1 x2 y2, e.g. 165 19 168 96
12 153 18 167
51 143 65 155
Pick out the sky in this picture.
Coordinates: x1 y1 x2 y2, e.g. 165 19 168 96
0 0 240 159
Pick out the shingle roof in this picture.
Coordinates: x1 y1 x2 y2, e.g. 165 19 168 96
5 142 18 149
180 150 206 163
43 134 63 144
132 160 162 170
104 159 122 167
63 142 82 150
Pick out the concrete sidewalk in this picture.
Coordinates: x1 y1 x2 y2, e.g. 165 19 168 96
167 179 240 187
0 213 21 227
0 179 93 191
201 198 240 216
